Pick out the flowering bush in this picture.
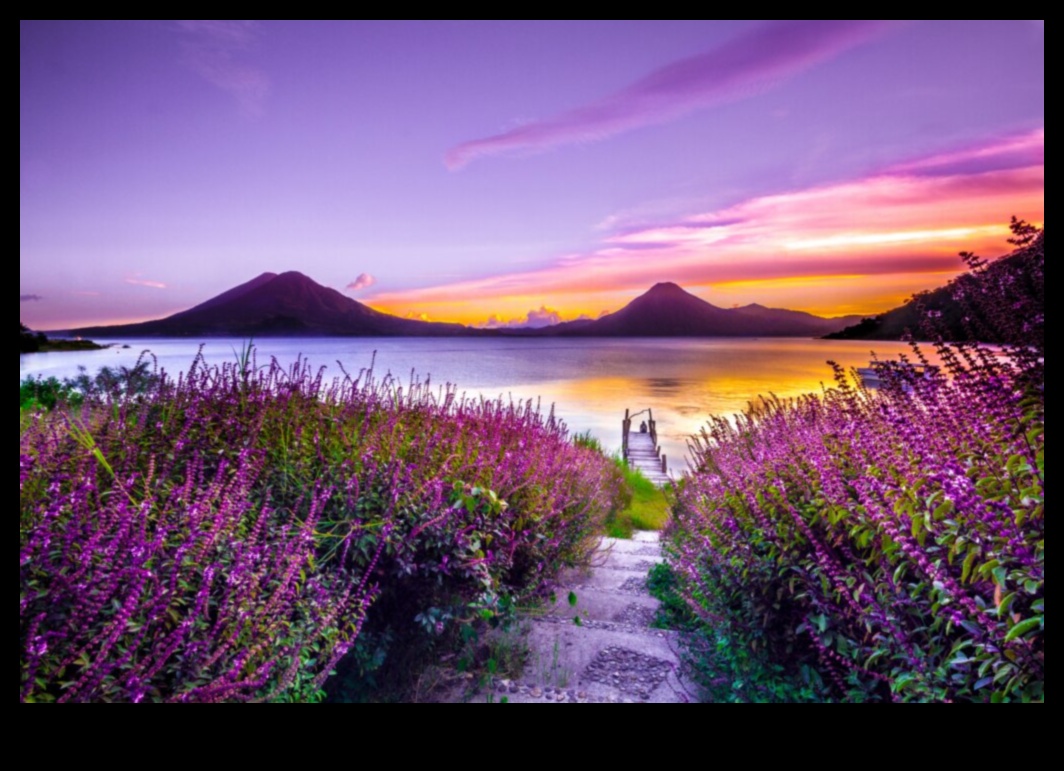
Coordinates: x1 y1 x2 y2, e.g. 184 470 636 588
20 354 614 702
667 329 1043 702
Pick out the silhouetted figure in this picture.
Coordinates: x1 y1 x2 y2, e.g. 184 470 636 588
639 421 648 434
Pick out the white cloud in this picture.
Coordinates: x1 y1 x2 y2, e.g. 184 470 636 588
346 273 377 292
484 307 564 329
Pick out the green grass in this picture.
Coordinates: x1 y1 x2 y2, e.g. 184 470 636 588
605 460 670 538
572 433 671 538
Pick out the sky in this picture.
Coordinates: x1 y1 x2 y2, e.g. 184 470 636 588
20 20 1044 330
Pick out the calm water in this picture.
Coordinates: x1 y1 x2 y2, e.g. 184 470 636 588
19 337 925 473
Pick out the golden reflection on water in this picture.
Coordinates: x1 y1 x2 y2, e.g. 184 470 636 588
20 336 938 475
501 338 939 473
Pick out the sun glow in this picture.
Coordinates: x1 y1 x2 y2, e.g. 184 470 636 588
368 132 1043 323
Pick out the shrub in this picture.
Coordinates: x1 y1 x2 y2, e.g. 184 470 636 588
20 324 44 354
20 377 84 412
666 224 1044 703
667 362 1043 703
20 353 615 702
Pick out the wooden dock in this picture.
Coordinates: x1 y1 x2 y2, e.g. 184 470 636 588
622 409 671 487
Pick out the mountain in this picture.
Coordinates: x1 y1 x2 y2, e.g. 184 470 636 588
66 274 862 340
69 272 478 338
535 283 861 337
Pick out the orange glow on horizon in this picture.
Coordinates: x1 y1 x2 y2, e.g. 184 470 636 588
366 133 1043 325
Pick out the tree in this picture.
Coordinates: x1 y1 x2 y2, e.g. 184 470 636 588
20 323 41 354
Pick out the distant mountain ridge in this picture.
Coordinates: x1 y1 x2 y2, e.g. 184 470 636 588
70 272 477 338
537 283 861 338
67 274 861 339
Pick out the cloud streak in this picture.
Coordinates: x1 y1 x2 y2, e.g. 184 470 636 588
20 294 43 302
176 20 270 117
378 130 1044 320
125 278 168 289
446 20 892 170
891 129 1044 179
346 273 377 292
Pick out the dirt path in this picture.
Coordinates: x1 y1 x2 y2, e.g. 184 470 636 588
443 532 696 703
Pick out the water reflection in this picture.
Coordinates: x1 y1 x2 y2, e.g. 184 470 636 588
644 378 685 396
20 337 933 473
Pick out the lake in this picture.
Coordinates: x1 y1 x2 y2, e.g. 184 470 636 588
19 337 926 473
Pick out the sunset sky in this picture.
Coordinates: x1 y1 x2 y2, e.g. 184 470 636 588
20 20 1044 330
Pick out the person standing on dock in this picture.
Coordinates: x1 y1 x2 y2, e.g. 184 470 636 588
639 421 648 433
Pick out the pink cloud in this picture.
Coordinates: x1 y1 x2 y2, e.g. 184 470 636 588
445 20 892 170
377 131 1043 314
176 20 270 117
125 278 168 290
346 273 377 292
20 294 43 302
891 129 1044 179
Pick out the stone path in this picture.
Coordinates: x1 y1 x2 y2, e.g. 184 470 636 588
441 532 695 703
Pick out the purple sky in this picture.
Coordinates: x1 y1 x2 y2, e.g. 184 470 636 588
20 20 1044 329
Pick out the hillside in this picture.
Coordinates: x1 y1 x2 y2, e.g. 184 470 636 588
542 283 861 337
65 274 864 340
827 232 1045 342
69 272 478 338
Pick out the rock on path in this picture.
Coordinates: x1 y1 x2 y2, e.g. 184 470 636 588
442 532 696 704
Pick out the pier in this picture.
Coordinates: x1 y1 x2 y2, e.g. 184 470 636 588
622 409 671 487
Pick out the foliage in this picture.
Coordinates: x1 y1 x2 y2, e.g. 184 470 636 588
667 361 1043 702
827 221 1044 348
20 324 46 354
20 377 85 412
951 219 1043 388
666 225 1044 703
646 563 695 632
20 360 162 413
606 461 670 538
648 561 827 703
572 432 669 538
21 352 615 703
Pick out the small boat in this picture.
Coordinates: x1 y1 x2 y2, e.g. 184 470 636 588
857 362 940 390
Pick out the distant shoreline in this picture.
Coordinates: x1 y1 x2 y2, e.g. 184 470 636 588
21 339 112 354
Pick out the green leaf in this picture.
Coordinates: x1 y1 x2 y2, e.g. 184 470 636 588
568 592 578 608
961 551 978 584
893 564 907 586
894 674 915 691
573 617 583 628
1004 618 1042 644
992 567 1008 588
1032 601 1044 614
997 592 1016 617
1006 454 1027 474
933 501 954 521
